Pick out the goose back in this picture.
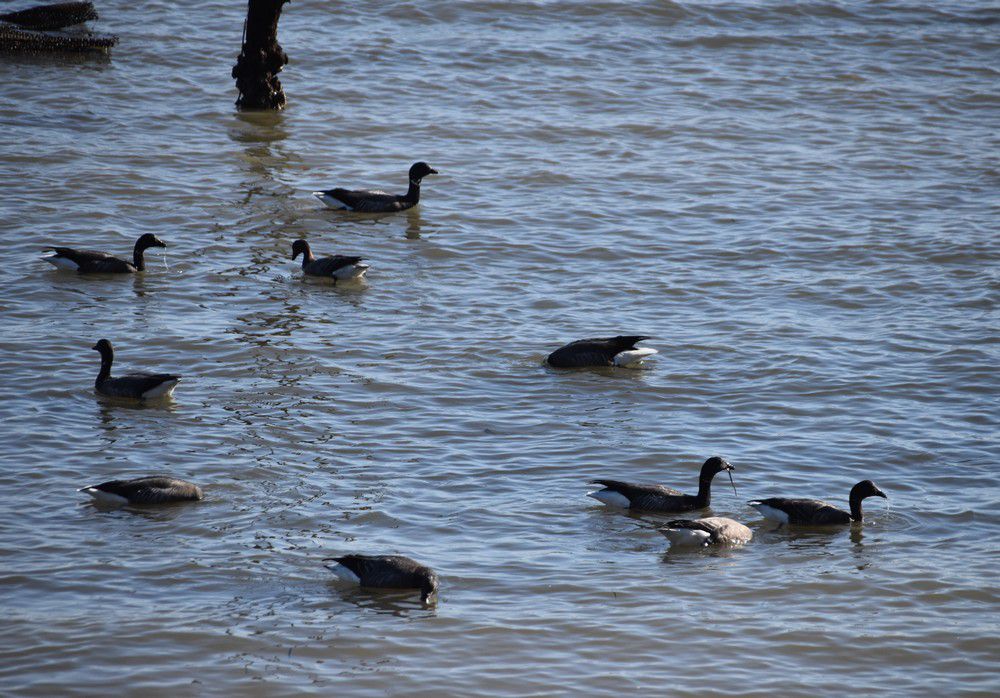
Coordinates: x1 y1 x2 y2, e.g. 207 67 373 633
589 457 735 513
663 517 753 547
313 162 437 213
547 335 653 368
92 339 180 399
79 476 203 505
44 247 136 274
43 234 165 274
324 554 438 602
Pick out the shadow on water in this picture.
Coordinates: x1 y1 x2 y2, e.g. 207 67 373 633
326 583 438 617
405 209 424 239
77 499 201 523
228 111 300 240
229 110 289 146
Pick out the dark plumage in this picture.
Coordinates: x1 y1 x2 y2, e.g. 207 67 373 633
748 479 887 525
313 162 438 213
589 456 737 513
78 476 203 506
92 339 180 400
324 554 439 604
290 239 369 283
42 233 166 273
547 335 657 368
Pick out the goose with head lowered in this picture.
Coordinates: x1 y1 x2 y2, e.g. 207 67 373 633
589 456 737 513
748 479 887 526
324 554 439 604
662 517 753 548
547 335 657 369
313 162 438 212
78 476 203 506
43 233 166 273
91 339 180 399
291 239 369 283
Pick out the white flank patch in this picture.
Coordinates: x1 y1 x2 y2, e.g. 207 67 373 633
44 255 79 271
313 192 351 211
325 563 361 584
663 528 712 547
333 264 370 281
79 487 129 506
749 503 790 524
588 489 632 508
141 379 179 399
613 348 658 367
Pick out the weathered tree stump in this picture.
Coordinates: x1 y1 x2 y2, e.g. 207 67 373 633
232 0 290 110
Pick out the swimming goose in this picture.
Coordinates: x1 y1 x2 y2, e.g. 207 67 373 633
92 339 180 399
78 476 203 506
748 479 887 526
547 335 657 369
324 554 438 604
662 517 753 548
589 456 737 513
290 239 369 283
313 162 438 212
43 233 166 273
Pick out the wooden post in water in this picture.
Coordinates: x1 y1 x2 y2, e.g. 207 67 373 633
232 0 289 110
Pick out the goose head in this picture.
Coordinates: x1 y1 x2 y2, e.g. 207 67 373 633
701 456 737 496
420 573 439 605
291 239 310 261
92 338 113 357
135 233 167 251
409 162 438 184
851 479 887 501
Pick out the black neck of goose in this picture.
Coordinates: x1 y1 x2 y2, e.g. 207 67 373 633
300 246 315 269
404 178 421 203
133 240 150 271
695 472 714 507
96 348 113 384
849 492 865 522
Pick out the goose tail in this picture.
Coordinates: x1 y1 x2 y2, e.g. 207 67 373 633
613 347 658 367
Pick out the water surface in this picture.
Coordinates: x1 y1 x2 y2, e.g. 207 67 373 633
1 1 998 695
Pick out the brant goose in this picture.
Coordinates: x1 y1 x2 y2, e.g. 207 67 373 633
589 456 737 513
547 336 657 369
92 339 180 399
662 517 753 548
324 554 438 604
313 162 438 212
748 479 887 526
290 239 369 283
78 476 203 506
43 233 166 273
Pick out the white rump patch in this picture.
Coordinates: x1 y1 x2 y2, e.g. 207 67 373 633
79 487 129 506
325 562 361 585
749 503 789 524
44 255 79 271
333 263 370 281
613 348 658 367
313 192 352 211
663 528 711 547
141 379 179 399
588 489 632 509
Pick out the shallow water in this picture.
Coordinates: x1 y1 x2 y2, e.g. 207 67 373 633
1 0 998 695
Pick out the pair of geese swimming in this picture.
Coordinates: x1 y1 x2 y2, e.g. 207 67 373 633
79 458 888 604
43 232 368 285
